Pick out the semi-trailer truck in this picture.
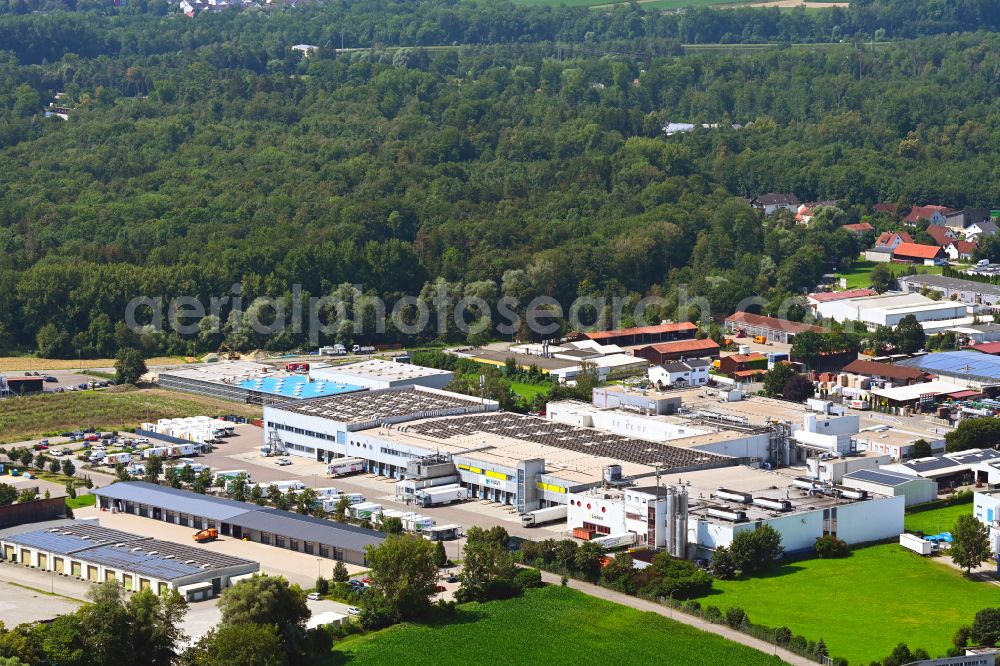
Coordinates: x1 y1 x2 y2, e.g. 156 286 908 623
413 484 467 508
326 458 366 477
520 505 568 527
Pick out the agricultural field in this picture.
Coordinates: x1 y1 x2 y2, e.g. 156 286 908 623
329 586 782 665
0 356 182 372
691 543 994 664
834 259 942 290
904 496 973 536
0 388 261 443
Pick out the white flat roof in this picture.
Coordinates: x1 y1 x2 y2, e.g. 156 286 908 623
315 359 450 382
869 380 968 402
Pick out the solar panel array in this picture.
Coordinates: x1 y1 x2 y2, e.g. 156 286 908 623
276 387 484 424
843 469 916 487
898 351 1000 383
406 413 732 470
4 524 255 580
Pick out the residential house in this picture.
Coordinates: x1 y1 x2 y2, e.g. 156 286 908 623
875 231 913 250
892 242 946 265
924 225 958 247
966 220 999 242
945 240 977 262
842 222 874 235
752 193 799 216
942 208 991 233
796 201 838 224
718 353 768 382
647 360 710 388
903 205 953 226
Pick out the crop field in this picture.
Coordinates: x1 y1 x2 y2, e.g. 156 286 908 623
692 543 995 664
0 388 261 443
329 585 782 665
0 356 181 372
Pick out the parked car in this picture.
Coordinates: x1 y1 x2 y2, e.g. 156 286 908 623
34 442 49 450
435 585 446 593
77 383 88 390
44 376 57 383
275 458 292 466
445 574 458 583
60 432 74 437
349 580 366 589
347 607 360 616
306 592 321 601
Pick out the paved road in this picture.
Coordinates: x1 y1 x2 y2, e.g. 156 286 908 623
533 569 810 666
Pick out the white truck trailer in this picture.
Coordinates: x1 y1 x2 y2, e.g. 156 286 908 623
349 502 383 520
900 532 935 555
103 452 133 466
326 457 366 477
521 504 568 527
413 484 467 508
591 532 637 549
213 469 251 484
142 446 169 460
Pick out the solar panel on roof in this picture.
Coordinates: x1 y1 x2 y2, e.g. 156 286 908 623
844 469 917 487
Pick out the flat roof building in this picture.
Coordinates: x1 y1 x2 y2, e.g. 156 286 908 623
311 359 453 390
577 322 698 347
157 361 366 405
816 293 968 330
897 351 1000 389
92 482 384 566
899 274 1000 308
0 521 258 602
841 468 937 506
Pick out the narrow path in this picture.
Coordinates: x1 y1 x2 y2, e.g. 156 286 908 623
534 569 814 666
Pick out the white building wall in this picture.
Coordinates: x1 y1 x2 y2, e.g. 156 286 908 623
974 492 1000 527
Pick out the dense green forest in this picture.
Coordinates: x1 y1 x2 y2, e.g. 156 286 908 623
0 0 998 358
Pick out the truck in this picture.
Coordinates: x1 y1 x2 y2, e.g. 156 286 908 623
520 504 568 527
900 532 935 556
285 362 310 372
193 528 218 543
351 345 375 354
142 446 168 460
327 457 366 477
165 443 199 458
321 493 365 512
103 452 133 466
348 502 382 520
332 344 347 355
88 451 106 464
591 532 637 549
413 484 467 508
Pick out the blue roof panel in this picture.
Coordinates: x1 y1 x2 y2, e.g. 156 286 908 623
898 351 1000 382
238 375 364 400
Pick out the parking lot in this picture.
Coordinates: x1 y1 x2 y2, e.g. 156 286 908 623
0 576 82 625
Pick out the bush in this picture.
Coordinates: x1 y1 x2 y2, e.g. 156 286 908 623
814 534 850 558
704 606 723 623
514 567 543 590
725 607 748 629
315 577 329 595
683 600 701 614
789 635 808 651
973 608 1000 647
774 627 792 645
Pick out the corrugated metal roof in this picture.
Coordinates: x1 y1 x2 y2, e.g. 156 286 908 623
724 312 823 335
226 509 385 552
92 481 260 521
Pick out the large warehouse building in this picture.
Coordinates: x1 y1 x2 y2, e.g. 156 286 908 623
311 359 453 390
815 292 968 330
263 386 739 514
896 351 1000 389
92 482 385 565
157 361 365 405
0 521 258 601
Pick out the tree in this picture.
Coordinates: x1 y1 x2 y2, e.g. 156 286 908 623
48 458 60 474
295 488 316 515
601 553 636 593
126 588 188 666
76 582 133 665
144 454 164 483
973 608 1000 647
332 561 349 583
911 439 932 458
228 473 249 502
782 374 815 402
434 540 448 568
33 453 46 469
16 488 36 503
870 263 896 293
314 577 329 596
183 623 286 666
573 541 605 583
790 331 824 368
249 484 264 505
458 526 520 601
762 363 796 398
364 535 439 623
60 458 75 477
0 483 16 506
895 314 926 354
947 418 1000 453
729 525 784 574
65 481 76 500
333 495 351 521
114 347 148 385
218 576 310 661
710 546 736 579
381 516 404 535
951 514 991 574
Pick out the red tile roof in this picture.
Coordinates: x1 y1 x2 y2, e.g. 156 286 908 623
876 231 913 246
893 242 944 260
970 342 1000 355
808 289 876 303
636 339 720 355
842 222 874 233
925 225 955 247
584 322 697 341
842 359 927 381
904 205 954 224
732 369 767 378
724 311 823 335
728 353 767 363
950 240 977 256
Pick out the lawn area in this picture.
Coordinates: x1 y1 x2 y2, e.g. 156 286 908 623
66 494 96 510
692 543 995 664
329 586 782 665
835 259 942 290
904 496 973 535
509 381 552 401
0 388 261 443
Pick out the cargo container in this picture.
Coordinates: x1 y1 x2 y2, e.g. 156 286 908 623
572 527 596 540
141 447 169 460
348 502 383 520
591 533 636 549
413 484 467 508
326 458 366 477
521 504 568 527
213 469 251 484
900 532 935 555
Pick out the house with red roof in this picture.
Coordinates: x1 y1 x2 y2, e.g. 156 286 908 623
842 222 874 235
891 242 946 265
903 205 953 226
945 240 977 262
875 231 913 250
924 225 958 247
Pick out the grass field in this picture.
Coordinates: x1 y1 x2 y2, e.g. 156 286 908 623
0 356 182 372
509 381 552 401
0 388 261 443
904 497 973 536
692 543 994 663
835 260 943 290
329 586 782 665
66 494 97 510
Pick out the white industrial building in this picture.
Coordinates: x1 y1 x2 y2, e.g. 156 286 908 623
806 452 891 484
790 414 861 456
566 485 689 554
648 360 710 388
816 292 968 330
885 449 1000 489
841 468 938 506
263 386 737 514
310 359 453 390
